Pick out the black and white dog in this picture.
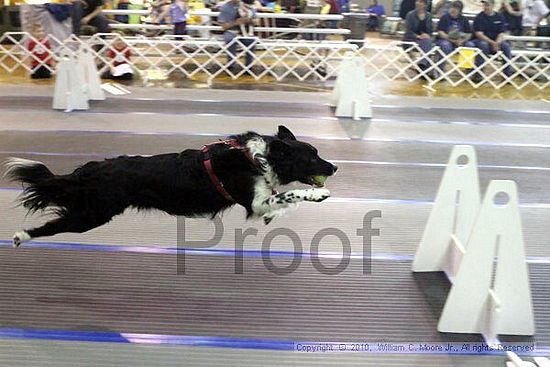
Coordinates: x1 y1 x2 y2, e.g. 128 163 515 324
6 126 337 247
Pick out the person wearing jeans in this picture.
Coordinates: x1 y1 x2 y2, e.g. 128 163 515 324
218 0 257 72
435 1 475 72
70 0 111 36
169 0 189 41
366 0 385 30
472 0 514 79
403 0 434 72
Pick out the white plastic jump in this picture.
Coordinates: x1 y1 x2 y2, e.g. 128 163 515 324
412 145 535 344
412 145 480 279
330 52 371 120
77 46 105 101
53 45 105 112
53 49 88 112
507 352 550 367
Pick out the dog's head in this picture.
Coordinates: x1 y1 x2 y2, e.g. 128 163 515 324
267 125 337 187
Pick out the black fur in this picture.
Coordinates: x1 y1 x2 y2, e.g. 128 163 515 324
7 126 337 241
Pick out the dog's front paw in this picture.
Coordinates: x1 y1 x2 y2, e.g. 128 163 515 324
306 188 330 202
13 231 30 248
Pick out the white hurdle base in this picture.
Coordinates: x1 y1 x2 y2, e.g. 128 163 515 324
507 352 550 367
77 45 105 101
330 52 371 120
53 45 107 112
438 180 535 343
412 145 535 344
412 145 480 281
52 49 89 112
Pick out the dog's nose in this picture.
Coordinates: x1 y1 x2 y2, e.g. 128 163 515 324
333 165 338 173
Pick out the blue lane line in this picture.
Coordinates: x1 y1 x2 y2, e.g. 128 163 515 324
121 333 293 350
0 239 411 261
0 187 23 191
2 240 550 264
0 327 548 356
0 328 130 343
0 328 292 350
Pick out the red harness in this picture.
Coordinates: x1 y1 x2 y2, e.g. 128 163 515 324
201 139 255 202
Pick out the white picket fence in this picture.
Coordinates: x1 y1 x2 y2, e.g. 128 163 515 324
0 32 548 90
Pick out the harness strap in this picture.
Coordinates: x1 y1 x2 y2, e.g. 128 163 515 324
202 143 234 202
201 139 278 202
201 139 256 202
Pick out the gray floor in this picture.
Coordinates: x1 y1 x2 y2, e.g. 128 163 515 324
0 85 549 366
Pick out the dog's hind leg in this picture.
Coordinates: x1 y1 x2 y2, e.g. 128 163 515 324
13 214 114 248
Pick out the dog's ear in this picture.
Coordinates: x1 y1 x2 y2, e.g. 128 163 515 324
276 125 296 141
269 139 291 157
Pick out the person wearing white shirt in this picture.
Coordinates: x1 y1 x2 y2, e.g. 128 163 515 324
522 0 549 30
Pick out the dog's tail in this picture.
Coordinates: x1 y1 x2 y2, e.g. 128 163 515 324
4 158 54 184
4 158 59 213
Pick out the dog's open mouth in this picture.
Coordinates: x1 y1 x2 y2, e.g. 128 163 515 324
309 175 328 188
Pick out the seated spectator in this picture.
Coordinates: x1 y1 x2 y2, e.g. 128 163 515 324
522 0 549 34
302 0 339 41
27 24 54 79
501 0 523 36
338 0 350 13
433 0 451 16
256 0 276 10
218 0 257 72
366 0 385 30
102 36 134 80
71 0 111 36
400 0 431 19
169 0 189 40
323 0 340 29
399 0 416 19
302 0 322 40
435 0 474 70
151 0 172 24
238 0 257 36
281 0 300 12
472 0 514 79
403 0 434 73
115 0 130 24
21 3 72 44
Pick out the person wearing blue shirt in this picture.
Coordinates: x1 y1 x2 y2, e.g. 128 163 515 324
218 0 257 72
500 0 523 36
435 0 474 70
169 0 189 40
433 0 451 16
339 0 350 13
472 0 514 78
366 0 385 30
